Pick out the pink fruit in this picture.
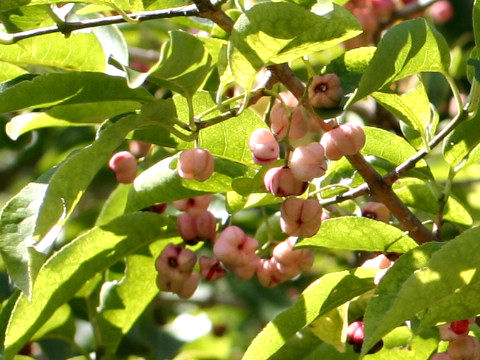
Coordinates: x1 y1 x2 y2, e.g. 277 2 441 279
177 211 216 244
177 148 214 182
347 321 365 344
270 103 309 140
320 123 366 160
308 74 343 108
428 0 453 23
129 140 151 157
173 194 213 217
430 353 453 360
280 198 323 238
199 257 227 281
248 128 280 165
150 203 168 214
362 202 391 223
108 151 138 184
371 0 395 19
448 336 480 360
360 254 392 270
256 259 284 288
213 226 260 269
155 244 197 276
272 237 314 271
289 142 327 181
177 271 201 299
263 167 308 197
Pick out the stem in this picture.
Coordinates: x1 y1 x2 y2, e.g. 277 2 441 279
196 93 246 120
2 5 203 43
187 96 197 132
432 166 455 239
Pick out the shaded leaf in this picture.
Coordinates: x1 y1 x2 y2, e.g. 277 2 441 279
242 268 375 360
3 212 177 360
443 112 480 169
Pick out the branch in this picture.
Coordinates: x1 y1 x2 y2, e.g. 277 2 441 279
191 0 436 244
0 5 202 44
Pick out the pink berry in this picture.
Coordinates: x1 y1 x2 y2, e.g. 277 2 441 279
448 336 480 360
108 151 138 184
231 256 261 280
280 198 323 238
272 237 314 271
270 103 309 140
308 74 343 108
177 271 201 299
256 259 284 288
263 167 308 197
150 203 168 214
279 91 299 107
173 194 213 217
360 254 392 270
320 123 366 160
213 226 260 269
371 0 395 19
155 244 196 276
362 202 391 223
177 211 216 244
347 321 365 344
352 7 379 34
290 142 327 181
199 257 227 281
177 148 214 182
428 0 453 24
129 140 151 157
248 128 280 165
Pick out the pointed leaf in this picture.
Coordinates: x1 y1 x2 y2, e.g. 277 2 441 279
97 238 179 353
228 2 361 89
348 19 450 105
0 72 153 114
297 217 417 253
362 241 445 354
393 178 472 226
0 33 105 72
3 212 177 360
242 268 375 360
0 114 145 295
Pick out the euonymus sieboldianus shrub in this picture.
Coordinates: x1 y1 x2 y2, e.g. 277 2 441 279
0 0 479 359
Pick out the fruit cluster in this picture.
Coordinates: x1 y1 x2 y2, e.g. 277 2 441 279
431 319 479 360
344 0 453 49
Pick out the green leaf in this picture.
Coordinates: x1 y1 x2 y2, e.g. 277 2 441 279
473 0 480 48
6 101 141 140
362 127 432 179
3 212 177 360
125 31 212 97
97 238 179 353
373 80 436 147
228 2 361 89
126 155 256 211
348 18 450 105
0 33 105 72
134 91 265 165
297 217 418 253
0 114 145 295
242 268 375 360
442 112 480 169
362 241 444 354
309 304 348 353
393 178 472 226
95 184 131 226
0 62 27 83
31 304 74 341
0 72 153 114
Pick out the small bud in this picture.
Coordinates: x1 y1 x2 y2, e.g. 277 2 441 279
362 202 391 223
108 151 138 184
347 321 365 344
264 167 308 197
177 148 214 182
320 123 366 160
448 336 480 360
173 194 213 217
199 257 227 281
308 74 343 108
290 142 327 181
280 198 323 238
248 128 280 165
